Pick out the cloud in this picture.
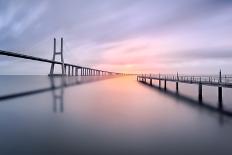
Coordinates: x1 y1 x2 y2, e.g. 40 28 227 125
0 0 232 74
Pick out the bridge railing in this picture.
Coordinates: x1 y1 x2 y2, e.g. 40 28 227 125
138 74 232 85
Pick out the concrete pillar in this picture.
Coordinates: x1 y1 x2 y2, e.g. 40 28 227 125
199 83 202 102
218 87 223 109
72 66 74 76
159 80 161 89
150 78 152 86
75 68 78 76
68 66 71 76
64 65 66 75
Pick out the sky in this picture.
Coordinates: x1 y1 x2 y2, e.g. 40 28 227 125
0 0 232 75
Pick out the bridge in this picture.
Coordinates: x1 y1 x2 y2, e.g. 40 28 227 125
137 73 232 109
1 38 232 114
0 38 128 76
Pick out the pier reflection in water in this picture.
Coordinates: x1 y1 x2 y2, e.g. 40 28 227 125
0 76 232 154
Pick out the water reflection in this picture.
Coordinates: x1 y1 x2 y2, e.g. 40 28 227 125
50 77 64 113
0 76 121 114
139 80 232 125
0 76 232 154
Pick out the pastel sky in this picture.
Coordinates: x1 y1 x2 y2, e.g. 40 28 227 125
0 0 232 74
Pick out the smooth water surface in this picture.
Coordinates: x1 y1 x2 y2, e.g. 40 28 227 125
0 76 232 155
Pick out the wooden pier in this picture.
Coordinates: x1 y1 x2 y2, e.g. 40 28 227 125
137 72 232 106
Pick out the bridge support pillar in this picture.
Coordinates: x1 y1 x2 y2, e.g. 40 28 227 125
81 68 83 76
68 66 71 76
150 78 152 86
159 80 161 89
76 68 78 76
49 38 65 76
199 83 202 102
64 65 67 75
218 87 223 109
72 66 74 76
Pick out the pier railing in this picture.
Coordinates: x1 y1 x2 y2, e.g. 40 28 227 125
137 71 231 108
138 74 232 88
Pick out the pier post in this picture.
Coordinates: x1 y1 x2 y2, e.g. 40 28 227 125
164 79 167 91
150 78 152 85
199 83 203 102
176 82 179 93
219 70 222 83
218 87 223 109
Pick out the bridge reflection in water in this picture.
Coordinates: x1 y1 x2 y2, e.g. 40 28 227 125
0 76 120 113
1 76 232 154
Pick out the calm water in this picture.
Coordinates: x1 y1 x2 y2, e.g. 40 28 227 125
0 76 232 155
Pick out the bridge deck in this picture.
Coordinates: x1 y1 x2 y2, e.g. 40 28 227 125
0 50 123 75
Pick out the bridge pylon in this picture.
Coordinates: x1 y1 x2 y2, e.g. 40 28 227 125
49 38 65 76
